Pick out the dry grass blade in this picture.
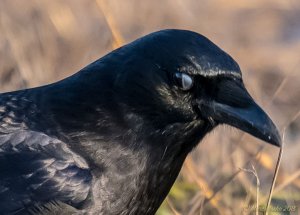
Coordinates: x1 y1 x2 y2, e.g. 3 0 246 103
273 169 300 194
185 192 202 215
282 109 300 130
240 164 260 215
166 197 181 215
270 60 300 108
1 14 29 86
184 157 220 208
48 3 76 38
187 196 205 215
202 145 264 208
203 168 241 206
257 152 274 171
96 0 125 49
265 130 285 215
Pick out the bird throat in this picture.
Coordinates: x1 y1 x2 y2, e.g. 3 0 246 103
80 119 211 214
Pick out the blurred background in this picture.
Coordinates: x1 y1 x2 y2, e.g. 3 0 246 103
0 0 299 214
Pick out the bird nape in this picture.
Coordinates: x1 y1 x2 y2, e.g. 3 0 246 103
0 29 280 215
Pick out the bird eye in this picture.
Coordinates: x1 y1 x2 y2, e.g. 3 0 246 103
174 72 193 91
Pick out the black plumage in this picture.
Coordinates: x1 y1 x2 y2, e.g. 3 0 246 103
0 29 280 215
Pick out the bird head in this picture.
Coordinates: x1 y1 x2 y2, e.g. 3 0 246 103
112 29 281 148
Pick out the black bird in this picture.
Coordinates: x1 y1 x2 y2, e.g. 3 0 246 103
0 29 280 215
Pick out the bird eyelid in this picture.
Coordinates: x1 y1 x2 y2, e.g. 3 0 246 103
173 72 194 91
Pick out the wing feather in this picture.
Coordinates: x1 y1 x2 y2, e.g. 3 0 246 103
0 130 92 214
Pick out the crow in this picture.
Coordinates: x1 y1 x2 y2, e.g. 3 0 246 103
0 29 280 215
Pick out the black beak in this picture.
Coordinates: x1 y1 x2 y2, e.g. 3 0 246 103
198 78 281 147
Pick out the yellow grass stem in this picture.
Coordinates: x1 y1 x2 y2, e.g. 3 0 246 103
265 130 284 215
